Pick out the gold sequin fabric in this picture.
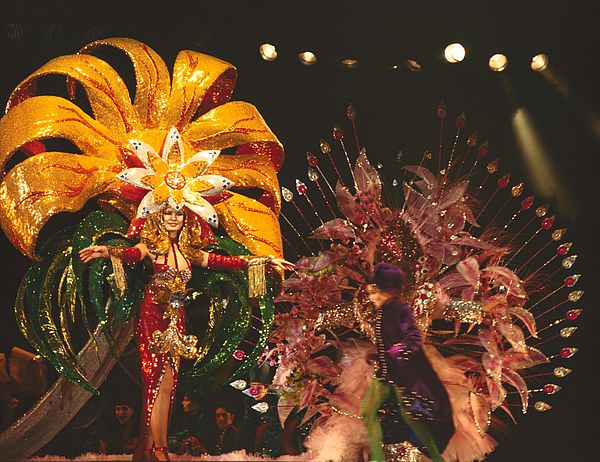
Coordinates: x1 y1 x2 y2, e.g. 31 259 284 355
383 441 423 462
0 37 284 260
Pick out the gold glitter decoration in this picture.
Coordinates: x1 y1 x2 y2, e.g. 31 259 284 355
354 296 377 342
568 290 584 302
319 139 331 154
511 182 524 197
383 441 423 462
412 283 436 332
246 256 270 298
535 204 549 217
315 302 356 330
559 326 577 338
562 255 577 269
107 246 128 295
0 38 283 259
486 158 499 174
552 228 567 240
443 298 483 324
534 401 552 412
553 367 572 378
149 298 198 365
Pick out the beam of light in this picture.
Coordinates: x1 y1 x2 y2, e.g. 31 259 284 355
511 108 572 217
259 43 278 61
298 51 317 66
537 66 600 143
489 53 508 72
444 43 466 63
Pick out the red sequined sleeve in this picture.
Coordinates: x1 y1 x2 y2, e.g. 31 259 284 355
108 246 143 264
207 253 248 271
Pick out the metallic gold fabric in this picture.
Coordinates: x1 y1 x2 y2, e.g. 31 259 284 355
215 192 283 258
78 38 171 127
0 38 283 259
0 152 119 256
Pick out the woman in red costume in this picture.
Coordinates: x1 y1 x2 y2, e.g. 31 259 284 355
80 206 293 461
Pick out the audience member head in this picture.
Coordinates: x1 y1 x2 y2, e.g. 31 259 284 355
214 401 236 430
112 395 137 425
181 390 203 415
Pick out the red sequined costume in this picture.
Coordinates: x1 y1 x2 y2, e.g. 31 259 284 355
114 245 249 447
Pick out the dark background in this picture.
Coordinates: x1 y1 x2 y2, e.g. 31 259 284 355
0 1 598 460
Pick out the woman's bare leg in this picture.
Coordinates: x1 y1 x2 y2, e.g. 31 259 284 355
149 362 174 460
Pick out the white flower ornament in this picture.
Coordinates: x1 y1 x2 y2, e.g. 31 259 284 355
117 127 234 227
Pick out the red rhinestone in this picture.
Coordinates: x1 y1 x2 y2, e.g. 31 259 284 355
306 152 319 166
564 277 575 287
560 347 576 358
544 384 555 394
298 184 307 195
420 293 428 300
521 195 534 210
333 124 344 140
557 244 568 255
477 140 489 157
541 216 555 230
497 173 510 188
566 309 581 320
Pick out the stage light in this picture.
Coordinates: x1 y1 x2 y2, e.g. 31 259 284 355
488 54 508 72
259 43 278 61
444 43 466 63
298 51 317 66
531 54 549 72
405 59 422 71
341 58 359 69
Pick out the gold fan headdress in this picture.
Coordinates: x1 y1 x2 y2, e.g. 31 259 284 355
0 37 283 259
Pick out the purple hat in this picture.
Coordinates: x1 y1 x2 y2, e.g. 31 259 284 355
369 262 406 291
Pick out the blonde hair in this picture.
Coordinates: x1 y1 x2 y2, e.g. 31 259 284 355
140 207 209 259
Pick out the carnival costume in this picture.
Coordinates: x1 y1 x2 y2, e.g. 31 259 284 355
0 38 286 460
266 105 584 461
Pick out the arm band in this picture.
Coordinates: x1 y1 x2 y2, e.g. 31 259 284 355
207 253 248 271
107 246 143 264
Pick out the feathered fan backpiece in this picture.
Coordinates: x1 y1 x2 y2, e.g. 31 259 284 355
261 103 583 461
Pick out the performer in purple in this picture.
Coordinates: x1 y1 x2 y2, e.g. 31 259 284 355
361 263 454 462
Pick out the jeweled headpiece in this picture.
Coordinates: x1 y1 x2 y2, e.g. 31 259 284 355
0 38 284 259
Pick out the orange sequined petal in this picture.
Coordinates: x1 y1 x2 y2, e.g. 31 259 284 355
141 174 164 189
181 161 205 178
147 151 168 175
152 183 170 203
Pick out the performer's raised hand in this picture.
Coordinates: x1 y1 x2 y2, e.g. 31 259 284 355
269 257 296 272
79 245 109 263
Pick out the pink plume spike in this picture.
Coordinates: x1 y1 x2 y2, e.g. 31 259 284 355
308 167 337 217
306 151 336 197
282 185 313 231
456 130 478 178
333 124 358 191
346 102 361 153
320 138 346 188
280 212 313 255
296 179 324 225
